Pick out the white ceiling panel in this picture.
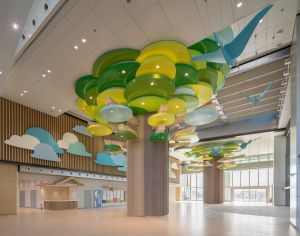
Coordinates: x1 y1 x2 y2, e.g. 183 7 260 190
75 11 114 48
134 3 171 40
121 0 157 18
116 20 148 49
0 0 297 120
173 13 207 46
158 0 197 27
93 0 133 33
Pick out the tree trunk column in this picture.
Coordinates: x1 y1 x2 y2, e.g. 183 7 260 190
127 115 169 216
203 158 224 204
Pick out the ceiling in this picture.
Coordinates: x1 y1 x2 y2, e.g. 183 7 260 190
0 0 298 125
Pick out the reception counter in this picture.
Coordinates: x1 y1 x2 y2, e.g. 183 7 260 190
44 200 77 210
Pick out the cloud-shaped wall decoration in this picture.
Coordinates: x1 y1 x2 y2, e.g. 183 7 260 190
95 152 116 166
118 164 127 172
4 134 40 150
169 170 176 179
72 125 92 137
25 127 63 154
171 162 178 170
67 141 92 157
31 143 61 162
58 132 78 149
111 154 127 166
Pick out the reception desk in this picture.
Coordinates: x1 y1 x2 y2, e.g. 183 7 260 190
44 200 77 210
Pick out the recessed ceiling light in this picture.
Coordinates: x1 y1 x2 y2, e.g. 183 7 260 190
42 74 46 78
20 93 24 96
12 23 19 31
74 45 79 50
259 19 263 23
51 106 55 110
81 38 87 43
155 65 160 69
89 96 93 100
236 2 243 8
121 70 126 74
47 69 51 73
58 109 62 112
24 90 27 93
0 71 2 75
150 82 155 86
184 73 189 77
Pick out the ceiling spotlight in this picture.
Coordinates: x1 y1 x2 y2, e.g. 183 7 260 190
155 65 160 69
0 71 2 75
236 2 243 8
20 93 24 96
12 23 19 31
58 109 62 112
47 69 51 73
184 73 189 77
51 106 55 110
150 82 155 86
121 70 126 74
42 74 46 78
259 19 263 23
24 90 28 93
81 38 87 43
74 45 79 50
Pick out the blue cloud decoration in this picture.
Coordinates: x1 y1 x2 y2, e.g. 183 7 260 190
31 143 61 162
72 125 92 137
25 127 64 154
95 152 127 171
67 141 92 157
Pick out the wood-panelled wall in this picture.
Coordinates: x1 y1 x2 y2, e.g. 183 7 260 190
0 97 125 176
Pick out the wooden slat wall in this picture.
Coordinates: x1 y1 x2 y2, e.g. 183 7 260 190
0 97 125 177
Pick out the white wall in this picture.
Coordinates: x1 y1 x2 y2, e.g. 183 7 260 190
273 135 286 206
18 172 126 209
169 185 177 202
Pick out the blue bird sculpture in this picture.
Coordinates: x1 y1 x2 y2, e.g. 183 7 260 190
241 82 273 107
191 4 273 67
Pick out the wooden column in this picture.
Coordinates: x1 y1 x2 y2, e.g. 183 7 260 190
203 158 224 204
0 163 17 215
127 115 169 216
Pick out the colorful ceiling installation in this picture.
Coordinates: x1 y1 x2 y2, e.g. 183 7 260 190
176 138 259 172
74 4 272 143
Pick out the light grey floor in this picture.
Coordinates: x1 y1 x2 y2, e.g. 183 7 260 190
0 202 298 236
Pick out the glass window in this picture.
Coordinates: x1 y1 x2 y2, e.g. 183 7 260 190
224 171 232 187
224 187 231 201
196 188 203 200
255 189 266 202
180 174 188 186
232 171 241 187
191 188 197 200
190 174 196 187
250 169 259 186
249 189 256 201
197 173 203 187
268 168 273 186
259 168 268 186
233 189 243 201
241 170 249 186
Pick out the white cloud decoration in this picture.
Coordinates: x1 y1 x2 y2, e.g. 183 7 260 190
4 134 40 150
58 132 78 149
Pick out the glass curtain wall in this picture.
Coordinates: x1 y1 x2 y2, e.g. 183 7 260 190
180 173 203 201
224 168 273 203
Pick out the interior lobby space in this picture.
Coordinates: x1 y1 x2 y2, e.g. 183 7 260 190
1 0 300 235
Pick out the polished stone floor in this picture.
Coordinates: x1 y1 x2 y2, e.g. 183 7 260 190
0 202 299 236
